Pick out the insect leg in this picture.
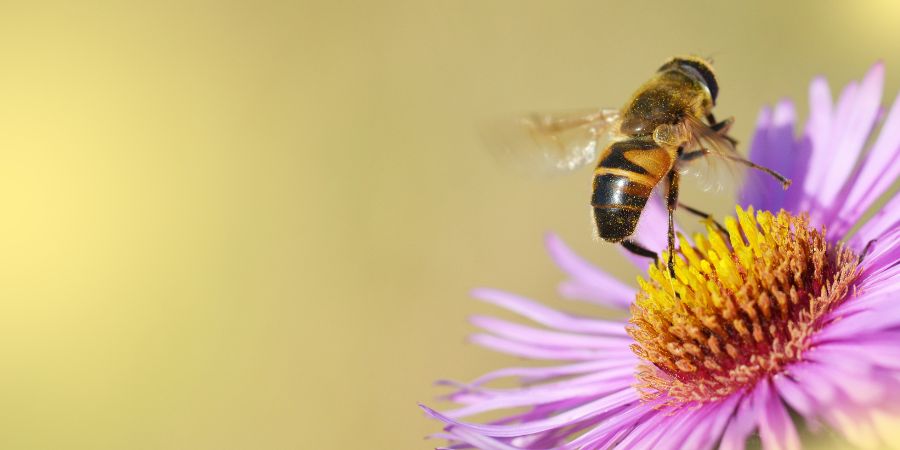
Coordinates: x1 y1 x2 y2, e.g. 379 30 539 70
680 148 709 162
665 170 680 278
706 114 738 146
681 148 792 189
621 239 658 261
723 154 792 189
859 238 878 264
676 202 729 236
706 114 731 131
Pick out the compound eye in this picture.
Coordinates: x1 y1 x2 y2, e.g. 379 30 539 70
678 62 718 102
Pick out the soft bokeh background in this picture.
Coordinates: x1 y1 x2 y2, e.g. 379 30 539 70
0 1 898 449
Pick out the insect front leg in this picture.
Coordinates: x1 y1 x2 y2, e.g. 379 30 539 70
705 113 738 146
680 148 792 189
722 154 792 189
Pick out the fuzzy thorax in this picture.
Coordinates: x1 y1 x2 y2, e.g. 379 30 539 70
628 206 860 405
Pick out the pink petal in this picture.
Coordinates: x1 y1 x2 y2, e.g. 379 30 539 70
851 208 900 267
419 388 638 437
829 279 900 318
808 340 900 371
680 395 741 450
442 428 522 450
630 403 721 450
773 373 818 420
739 106 774 209
562 402 655 449
817 300 900 340
469 333 633 361
799 76 834 212
611 409 670 450
444 377 630 419
741 101 800 212
446 367 637 404
544 233 636 309
785 363 838 405
471 288 629 335
470 315 631 349
815 63 884 221
756 380 801 450
466 359 636 386
719 391 759 450
835 90 900 233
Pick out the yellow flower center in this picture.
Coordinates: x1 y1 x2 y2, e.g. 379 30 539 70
627 206 860 406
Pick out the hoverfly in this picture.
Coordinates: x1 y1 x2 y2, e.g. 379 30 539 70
485 56 790 276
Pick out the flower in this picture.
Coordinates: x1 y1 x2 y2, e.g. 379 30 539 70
421 62 900 450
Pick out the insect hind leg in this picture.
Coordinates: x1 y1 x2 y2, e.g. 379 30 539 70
621 239 658 262
677 202 729 236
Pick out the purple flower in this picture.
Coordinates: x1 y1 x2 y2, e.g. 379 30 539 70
422 63 900 449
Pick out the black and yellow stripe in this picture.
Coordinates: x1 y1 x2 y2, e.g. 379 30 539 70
591 139 675 242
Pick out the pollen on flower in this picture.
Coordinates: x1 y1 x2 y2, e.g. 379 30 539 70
628 206 860 406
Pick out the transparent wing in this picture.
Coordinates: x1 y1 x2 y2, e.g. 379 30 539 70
480 108 621 174
676 116 745 192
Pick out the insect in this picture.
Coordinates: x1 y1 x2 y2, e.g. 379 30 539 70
485 56 791 276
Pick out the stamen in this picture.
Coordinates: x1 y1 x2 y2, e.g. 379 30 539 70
627 206 860 406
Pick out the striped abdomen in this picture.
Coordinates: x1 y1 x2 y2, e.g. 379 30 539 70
591 138 675 242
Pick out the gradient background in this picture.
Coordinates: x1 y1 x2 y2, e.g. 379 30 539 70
0 1 898 449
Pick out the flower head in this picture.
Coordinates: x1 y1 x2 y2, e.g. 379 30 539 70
422 63 900 450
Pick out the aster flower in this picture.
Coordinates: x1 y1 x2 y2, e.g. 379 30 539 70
421 62 900 449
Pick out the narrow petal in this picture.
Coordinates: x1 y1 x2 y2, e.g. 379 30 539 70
741 101 799 212
816 300 900 342
444 367 638 406
808 355 885 405
562 402 656 449
471 288 630 335
470 316 631 349
829 275 900 318
799 76 834 212
630 403 719 450
739 106 774 210
719 392 758 450
757 380 801 450
834 90 900 234
853 201 900 258
611 409 670 450
815 63 884 224
820 403 885 449
785 363 838 406
469 333 633 361
544 233 636 308
681 395 741 450
442 428 522 450
773 373 818 420
446 367 637 406
444 379 630 419
465 359 636 386
419 388 638 437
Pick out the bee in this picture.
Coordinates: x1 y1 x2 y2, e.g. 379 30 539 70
485 56 791 275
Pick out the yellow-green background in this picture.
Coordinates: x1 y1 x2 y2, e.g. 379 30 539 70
0 1 898 449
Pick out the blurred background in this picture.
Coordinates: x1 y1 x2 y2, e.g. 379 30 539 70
0 1 898 449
